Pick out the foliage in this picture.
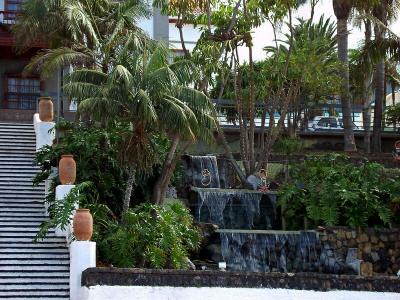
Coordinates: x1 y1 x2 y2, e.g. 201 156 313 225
278 154 400 228
386 103 400 126
273 137 304 155
98 202 201 269
33 121 128 216
35 181 96 241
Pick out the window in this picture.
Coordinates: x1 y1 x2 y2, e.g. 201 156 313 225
5 0 23 12
5 76 41 110
2 0 23 24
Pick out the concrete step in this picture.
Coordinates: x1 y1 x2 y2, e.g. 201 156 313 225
0 265 69 271
0 204 44 209
0 248 68 253
0 291 69 298
0 207 45 212
0 251 69 258
0 277 68 284
0 216 47 222
0 230 56 237
0 191 45 196
0 243 68 249
0 153 35 158
0 221 44 227
0 212 45 217
0 194 45 200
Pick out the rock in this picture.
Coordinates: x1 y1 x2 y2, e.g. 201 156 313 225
203 244 222 262
371 252 380 262
348 239 357 247
370 235 378 244
380 235 388 242
358 234 369 243
320 234 328 242
337 230 346 240
363 243 372 254
351 231 357 239
336 240 342 248
360 262 373 276
345 231 352 239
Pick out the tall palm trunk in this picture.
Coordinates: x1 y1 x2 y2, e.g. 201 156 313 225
372 4 388 153
362 20 372 153
122 166 135 216
372 58 385 152
333 0 357 152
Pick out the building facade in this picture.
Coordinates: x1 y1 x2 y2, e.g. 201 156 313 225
0 0 190 123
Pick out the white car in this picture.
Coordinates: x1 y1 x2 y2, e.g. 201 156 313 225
308 116 359 131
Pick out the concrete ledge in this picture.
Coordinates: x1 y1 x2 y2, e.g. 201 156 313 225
82 268 400 292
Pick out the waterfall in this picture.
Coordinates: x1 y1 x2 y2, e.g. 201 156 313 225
193 188 263 229
219 230 320 273
190 156 221 188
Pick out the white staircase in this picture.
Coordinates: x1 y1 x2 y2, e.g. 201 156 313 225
0 123 70 299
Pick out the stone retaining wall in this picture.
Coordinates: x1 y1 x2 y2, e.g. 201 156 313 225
320 227 400 275
81 268 400 292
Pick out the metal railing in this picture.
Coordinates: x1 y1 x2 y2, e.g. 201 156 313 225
213 100 400 133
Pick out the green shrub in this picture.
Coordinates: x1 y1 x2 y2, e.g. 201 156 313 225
99 202 201 269
278 154 400 228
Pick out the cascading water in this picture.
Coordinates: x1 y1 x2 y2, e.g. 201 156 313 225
219 230 321 273
185 155 323 273
190 187 278 229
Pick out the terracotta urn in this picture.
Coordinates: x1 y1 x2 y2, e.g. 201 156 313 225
38 97 54 122
59 154 76 185
73 209 93 241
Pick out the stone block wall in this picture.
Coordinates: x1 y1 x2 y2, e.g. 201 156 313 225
320 227 400 275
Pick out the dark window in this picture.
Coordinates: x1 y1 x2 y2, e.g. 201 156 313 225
5 76 41 110
329 118 338 128
317 118 330 127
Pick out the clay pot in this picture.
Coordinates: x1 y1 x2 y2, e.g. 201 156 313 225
38 97 54 122
59 154 76 185
73 209 93 241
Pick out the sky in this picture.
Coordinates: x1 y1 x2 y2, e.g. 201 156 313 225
243 0 400 61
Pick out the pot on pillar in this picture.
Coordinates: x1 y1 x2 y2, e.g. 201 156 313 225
38 97 54 122
73 209 93 241
59 154 76 185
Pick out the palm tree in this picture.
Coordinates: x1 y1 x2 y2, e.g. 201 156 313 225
63 43 215 210
371 0 400 152
12 0 150 51
332 0 357 152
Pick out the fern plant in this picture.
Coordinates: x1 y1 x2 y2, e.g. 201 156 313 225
99 202 201 269
278 154 400 228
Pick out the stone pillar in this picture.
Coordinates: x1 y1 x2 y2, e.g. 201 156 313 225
70 241 96 300
54 184 76 238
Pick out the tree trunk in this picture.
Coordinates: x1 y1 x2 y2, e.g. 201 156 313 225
372 4 388 153
152 135 180 205
372 59 385 152
362 20 372 153
122 167 135 216
336 17 357 152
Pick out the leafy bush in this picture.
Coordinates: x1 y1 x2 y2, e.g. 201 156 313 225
278 154 400 228
34 121 128 217
98 202 201 269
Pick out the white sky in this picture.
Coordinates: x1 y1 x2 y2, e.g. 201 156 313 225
242 0 400 61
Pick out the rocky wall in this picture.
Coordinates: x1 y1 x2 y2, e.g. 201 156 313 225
319 227 400 276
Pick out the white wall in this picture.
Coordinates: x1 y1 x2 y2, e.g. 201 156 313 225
81 286 400 300
169 22 203 52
